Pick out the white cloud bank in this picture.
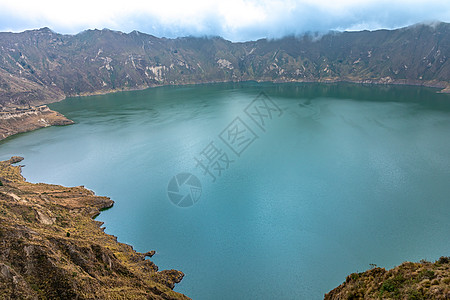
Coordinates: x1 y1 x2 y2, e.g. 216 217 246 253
0 0 449 41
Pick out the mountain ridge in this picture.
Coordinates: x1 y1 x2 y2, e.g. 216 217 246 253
0 22 448 108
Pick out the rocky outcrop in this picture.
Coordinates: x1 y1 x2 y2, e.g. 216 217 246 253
0 105 74 140
145 250 156 258
8 156 23 164
0 157 189 299
439 85 450 93
325 257 450 299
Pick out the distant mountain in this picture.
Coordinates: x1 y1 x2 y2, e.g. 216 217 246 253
0 23 449 107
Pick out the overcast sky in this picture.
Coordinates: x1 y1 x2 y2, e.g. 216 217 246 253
0 0 449 41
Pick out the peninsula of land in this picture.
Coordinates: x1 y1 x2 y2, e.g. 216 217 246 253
0 105 73 140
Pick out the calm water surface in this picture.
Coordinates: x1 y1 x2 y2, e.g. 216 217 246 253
1 82 449 299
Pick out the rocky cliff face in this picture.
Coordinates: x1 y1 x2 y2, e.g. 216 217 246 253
0 23 448 108
0 157 189 299
0 105 73 140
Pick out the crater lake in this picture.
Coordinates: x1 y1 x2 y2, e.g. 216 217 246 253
1 82 449 299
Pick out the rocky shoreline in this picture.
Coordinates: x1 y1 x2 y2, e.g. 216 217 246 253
0 157 189 299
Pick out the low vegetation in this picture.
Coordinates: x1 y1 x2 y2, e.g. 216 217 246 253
0 157 189 299
325 257 450 299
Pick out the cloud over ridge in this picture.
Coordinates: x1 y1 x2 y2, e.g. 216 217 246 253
0 0 449 41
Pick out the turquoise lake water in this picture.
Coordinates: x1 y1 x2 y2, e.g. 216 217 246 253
1 82 449 299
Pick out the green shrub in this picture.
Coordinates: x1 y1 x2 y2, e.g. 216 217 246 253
381 280 396 293
407 289 425 300
380 274 405 295
419 270 435 280
437 256 449 264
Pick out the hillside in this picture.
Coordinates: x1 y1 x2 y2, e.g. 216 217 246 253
0 157 189 299
325 257 450 299
0 23 448 108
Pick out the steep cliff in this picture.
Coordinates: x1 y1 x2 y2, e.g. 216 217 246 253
0 157 189 299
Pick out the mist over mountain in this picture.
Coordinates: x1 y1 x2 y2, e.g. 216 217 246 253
0 22 448 107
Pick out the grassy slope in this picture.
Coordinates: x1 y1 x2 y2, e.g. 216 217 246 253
0 157 190 299
325 258 450 299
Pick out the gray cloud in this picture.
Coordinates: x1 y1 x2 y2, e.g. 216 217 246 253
0 0 448 41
